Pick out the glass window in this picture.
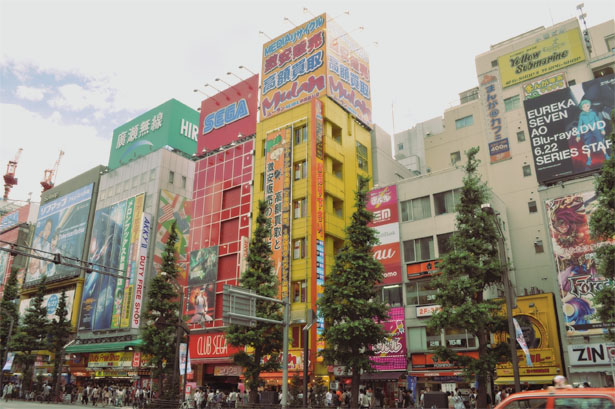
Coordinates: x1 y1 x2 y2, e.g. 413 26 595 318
426 326 441 349
406 280 438 305
504 95 521 112
294 161 307 180
397 143 404 151
437 232 454 256
491 60 498 67
293 238 306 259
523 165 532 177
500 398 548 409
169 171 175 184
455 115 474 129
294 125 307 145
403 237 434 263
293 198 306 219
292 280 307 303
291 325 305 348
568 79 576 86
400 196 431 222
528 201 537 213
450 151 461 165
445 328 477 349
331 122 342 144
356 142 368 171
517 130 526 142
554 397 613 409
181 176 187 189
382 285 402 307
332 197 343 218
434 189 461 215
331 158 343 179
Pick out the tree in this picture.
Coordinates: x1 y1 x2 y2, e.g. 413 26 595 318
318 175 389 409
427 147 509 409
0 267 20 392
141 221 181 399
49 289 71 399
225 200 283 404
589 109 615 341
10 276 50 393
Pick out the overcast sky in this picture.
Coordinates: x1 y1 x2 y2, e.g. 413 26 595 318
1 0 613 203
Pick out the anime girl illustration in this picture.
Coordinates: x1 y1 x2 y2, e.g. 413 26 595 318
576 99 610 166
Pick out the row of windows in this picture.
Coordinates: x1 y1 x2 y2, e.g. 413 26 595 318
402 232 453 263
400 188 462 222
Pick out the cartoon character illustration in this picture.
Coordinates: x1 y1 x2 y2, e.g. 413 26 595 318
548 195 590 249
576 99 609 167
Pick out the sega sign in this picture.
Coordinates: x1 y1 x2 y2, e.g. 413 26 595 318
198 74 259 153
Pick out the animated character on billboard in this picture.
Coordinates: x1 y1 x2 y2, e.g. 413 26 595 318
28 218 55 280
576 99 609 166
188 247 218 285
188 284 214 327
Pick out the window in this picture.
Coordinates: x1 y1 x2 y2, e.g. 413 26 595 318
403 236 434 263
523 165 532 177
534 239 544 254
491 60 498 68
450 151 461 165
356 142 368 171
259 172 265 192
169 171 175 184
434 189 461 215
331 158 343 179
293 198 306 219
291 325 305 348
528 201 537 213
504 95 521 111
555 397 613 409
332 197 343 218
331 122 342 144
294 161 307 181
406 280 438 305
593 66 615 79
426 326 441 348
294 125 307 145
293 238 306 259
292 280 307 303
606 34 615 52
499 398 547 409
181 176 187 189
397 143 404 151
516 130 526 142
455 115 474 129
437 232 454 256
400 196 431 222
445 328 477 349
568 79 576 86
382 285 402 307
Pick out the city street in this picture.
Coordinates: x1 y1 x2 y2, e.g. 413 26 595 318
0 401 133 409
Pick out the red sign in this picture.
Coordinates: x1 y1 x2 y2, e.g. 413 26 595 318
407 259 441 280
367 186 399 228
411 351 479 369
132 352 141 368
198 75 259 153
189 332 241 359
381 265 402 286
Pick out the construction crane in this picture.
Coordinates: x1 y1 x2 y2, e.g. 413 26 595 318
41 150 64 192
3 148 23 200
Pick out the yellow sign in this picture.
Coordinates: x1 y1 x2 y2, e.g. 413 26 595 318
498 29 585 88
87 352 134 368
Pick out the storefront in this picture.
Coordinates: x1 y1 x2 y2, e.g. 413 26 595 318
189 332 242 391
567 342 615 387
410 352 478 394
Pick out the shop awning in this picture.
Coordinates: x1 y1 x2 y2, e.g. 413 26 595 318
65 339 142 354
361 371 406 381
495 375 554 385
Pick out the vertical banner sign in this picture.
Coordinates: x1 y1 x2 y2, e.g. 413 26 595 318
367 185 402 285
479 70 510 163
371 307 407 370
122 193 145 328
3 352 15 371
523 75 614 185
545 191 615 336
261 14 327 120
179 343 192 375
311 99 326 360
264 129 291 299
132 212 152 329
111 196 135 329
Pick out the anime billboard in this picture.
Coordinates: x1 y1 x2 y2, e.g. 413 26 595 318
371 307 407 370
524 74 614 184
26 184 93 284
545 191 615 336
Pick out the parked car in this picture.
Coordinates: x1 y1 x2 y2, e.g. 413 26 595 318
494 387 615 409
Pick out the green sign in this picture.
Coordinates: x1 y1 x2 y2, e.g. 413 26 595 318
109 99 199 169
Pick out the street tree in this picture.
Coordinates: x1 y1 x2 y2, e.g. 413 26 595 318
10 276 50 392
49 289 71 399
225 200 283 404
318 175 389 409
141 221 181 399
0 267 20 391
589 110 615 341
428 147 509 409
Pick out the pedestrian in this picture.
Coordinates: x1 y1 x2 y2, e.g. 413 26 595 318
553 375 572 388
453 390 464 409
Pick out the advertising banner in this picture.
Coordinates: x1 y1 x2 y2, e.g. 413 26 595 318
498 29 585 88
179 343 192 375
188 246 218 285
0 246 10 290
326 18 372 127
19 289 76 321
407 259 441 280
0 210 19 230
478 71 510 164
545 191 615 336
189 332 242 359
371 307 407 370
264 128 292 300
87 352 134 368
131 212 151 329
3 352 15 371
121 194 145 328
523 72 567 100
26 184 93 284
524 75 614 185
367 186 402 285
154 190 192 285
187 246 218 329
261 14 327 120
568 342 615 366
199 75 259 153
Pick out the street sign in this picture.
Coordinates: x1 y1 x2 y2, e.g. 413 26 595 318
222 285 257 327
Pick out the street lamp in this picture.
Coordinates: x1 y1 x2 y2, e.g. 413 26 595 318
481 204 521 393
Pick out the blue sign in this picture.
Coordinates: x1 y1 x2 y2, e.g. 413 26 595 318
202 99 249 135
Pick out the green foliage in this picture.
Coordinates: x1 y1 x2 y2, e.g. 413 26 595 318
589 112 615 341
318 175 388 409
49 290 71 397
0 268 20 371
225 200 283 402
427 147 509 408
289 374 303 406
10 277 50 392
140 221 181 398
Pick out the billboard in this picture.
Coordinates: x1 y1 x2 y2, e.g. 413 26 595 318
109 99 199 170
367 185 402 285
524 75 614 184
326 18 372 127
154 190 192 285
198 75 259 153
479 71 510 164
498 29 586 88
545 191 615 336
19 289 76 322
523 72 567 100
261 14 327 120
371 307 407 371
26 184 93 284
79 195 145 330
187 246 218 329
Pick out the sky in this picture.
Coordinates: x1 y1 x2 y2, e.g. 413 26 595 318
1 0 613 203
